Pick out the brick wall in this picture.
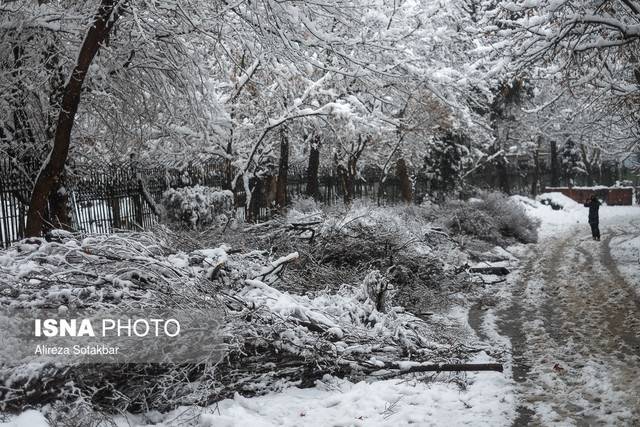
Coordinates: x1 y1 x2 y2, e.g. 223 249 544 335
544 187 634 206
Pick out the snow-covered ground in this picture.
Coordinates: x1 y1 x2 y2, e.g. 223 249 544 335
610 234 640 294
513 192 640 238
0 368 514 427
499 194 640 424
0 411 49 427
112 364 513 427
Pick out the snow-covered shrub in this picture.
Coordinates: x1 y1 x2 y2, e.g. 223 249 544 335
447 192 540 244
447 202 501 242
289 195 321 214
162 185 233 229
480 192 540 243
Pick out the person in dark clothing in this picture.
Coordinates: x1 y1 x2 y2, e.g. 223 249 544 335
584 195 601 240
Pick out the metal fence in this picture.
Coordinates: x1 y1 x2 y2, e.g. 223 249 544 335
0 161 31 246
0 160 410 247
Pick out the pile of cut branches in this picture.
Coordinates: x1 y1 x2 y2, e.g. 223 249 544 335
0 230 491 414
271 208 471 313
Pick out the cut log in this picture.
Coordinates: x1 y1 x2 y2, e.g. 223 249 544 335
469 266 510 276
378 362 503 375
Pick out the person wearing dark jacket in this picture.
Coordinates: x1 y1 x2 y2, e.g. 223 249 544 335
584 195 601 241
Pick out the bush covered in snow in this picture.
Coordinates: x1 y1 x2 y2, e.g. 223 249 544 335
447 191 540 244
161 185 233 229
289 195 322 214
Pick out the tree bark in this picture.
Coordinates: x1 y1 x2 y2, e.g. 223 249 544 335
275 127 289 210
25 0 124 237
337 135 368 204
338 157 357 204
531 136 541 196
396 158 412 204
336 162 351 204
305 135 320 200
265 175 277 209
47 180 72 231
496 155 510 194
248 177 263 222
550 140 559 188
531 151 539 197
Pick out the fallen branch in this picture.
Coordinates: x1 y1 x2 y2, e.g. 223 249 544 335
369 363 503 381
253 252 299 283
287 221 322 243
469 266 510 276
395 362 503 373
477 277 507 285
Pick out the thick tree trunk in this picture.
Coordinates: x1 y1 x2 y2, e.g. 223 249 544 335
47 180 72 231
531 152 540 197
347 157 357 200
337 163 351 205
336 161 357 205
550 140 559 188
305 135 320 200
25 0 123 237
334 136 368 204
275 128 289 210
248 177 263 222
496 156 510 194
396 158 412 204
265 175 278 209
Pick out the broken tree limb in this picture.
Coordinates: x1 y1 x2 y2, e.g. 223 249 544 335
374 362 504 376
477 277 507 285
469 266 510 276
287 221 322 243
289 221 323 227
253 252 299 282
412 362 503 372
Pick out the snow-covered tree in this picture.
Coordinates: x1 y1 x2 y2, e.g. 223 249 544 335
561 137 585 187
1 1 233 234
0 0 528 234
494 0 640 162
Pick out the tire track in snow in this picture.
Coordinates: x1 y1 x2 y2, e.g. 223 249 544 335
495 219 640 425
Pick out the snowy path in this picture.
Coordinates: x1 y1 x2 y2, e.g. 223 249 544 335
497 216 640 425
